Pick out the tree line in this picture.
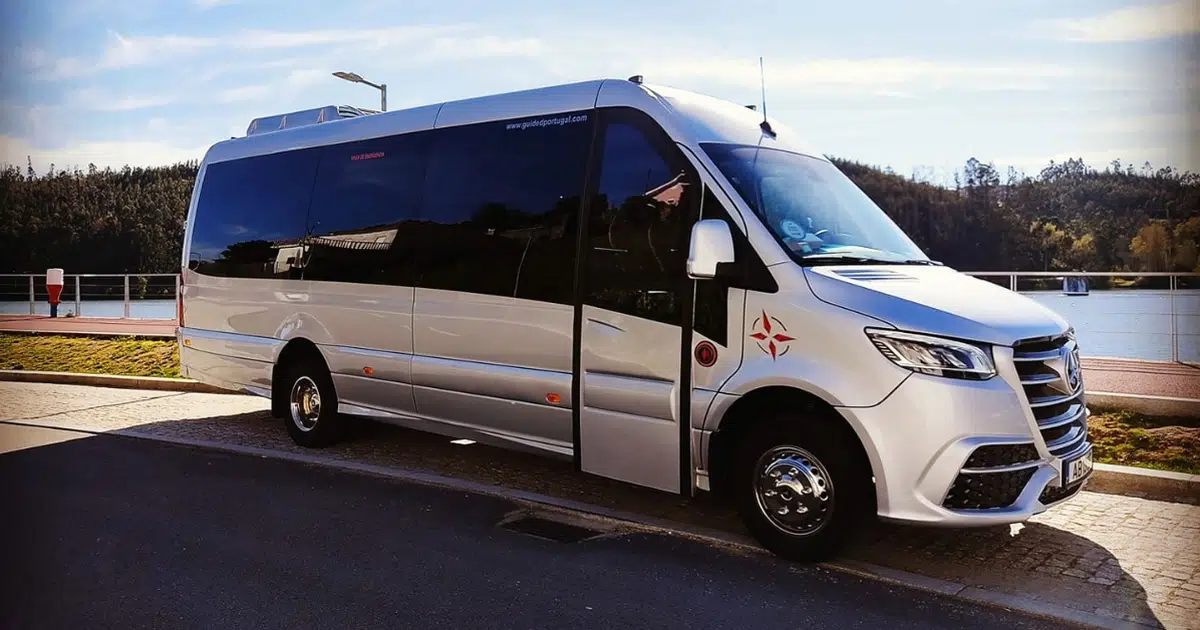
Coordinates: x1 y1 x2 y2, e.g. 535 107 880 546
1 155 1197 275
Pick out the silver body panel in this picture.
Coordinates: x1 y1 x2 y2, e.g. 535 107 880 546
180 77 1088 528
578 305 682 493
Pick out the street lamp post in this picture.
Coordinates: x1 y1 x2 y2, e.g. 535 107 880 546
332 71 387 112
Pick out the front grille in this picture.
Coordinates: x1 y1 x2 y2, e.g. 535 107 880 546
1012 334 1089 458
1040 480 1084 505
963 443 1039 469
943 467 1037 510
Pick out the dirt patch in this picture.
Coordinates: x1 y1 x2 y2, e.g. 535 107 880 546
1089 409 1200 475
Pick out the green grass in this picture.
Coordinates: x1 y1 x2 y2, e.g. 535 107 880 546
1088 408 1200 475
0 332 180 378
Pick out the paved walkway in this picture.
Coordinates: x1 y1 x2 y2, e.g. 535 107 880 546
3 381 1197 629
1082 358 1200 399
0 314 177 337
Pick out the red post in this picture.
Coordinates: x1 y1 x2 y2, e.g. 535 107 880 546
46 268 64 318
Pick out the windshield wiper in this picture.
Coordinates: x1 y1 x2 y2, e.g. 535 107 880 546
897 259 943 266
799 253 902 266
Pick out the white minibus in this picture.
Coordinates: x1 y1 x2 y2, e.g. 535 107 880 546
178 77 1092 561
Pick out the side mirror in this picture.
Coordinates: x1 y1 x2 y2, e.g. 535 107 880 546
687 219 735 279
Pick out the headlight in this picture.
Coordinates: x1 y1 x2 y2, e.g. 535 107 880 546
865 328 996 379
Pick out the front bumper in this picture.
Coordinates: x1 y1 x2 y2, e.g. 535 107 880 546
841 340 1093 526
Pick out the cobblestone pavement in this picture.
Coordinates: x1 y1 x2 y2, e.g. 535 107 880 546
4 382 1198 629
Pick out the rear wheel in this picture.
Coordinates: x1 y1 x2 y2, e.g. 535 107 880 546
732 410 874 562
280 357 346 448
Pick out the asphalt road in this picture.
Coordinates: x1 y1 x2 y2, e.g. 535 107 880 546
0 423 1072 630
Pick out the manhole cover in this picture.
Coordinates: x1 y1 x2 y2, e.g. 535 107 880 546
497 514 606 543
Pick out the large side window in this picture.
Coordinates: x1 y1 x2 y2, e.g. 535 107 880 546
303 132 430 286
190 148 319 279
416 112 592 303
584 109 700 326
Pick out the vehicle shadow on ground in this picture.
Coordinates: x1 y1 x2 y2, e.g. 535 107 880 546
38 409 1169 629
851 521 1165 628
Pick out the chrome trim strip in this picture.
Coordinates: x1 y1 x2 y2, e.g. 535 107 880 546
959 460 1043 474
1048 431 1087 456
179 326 280 346
1027 391 1083 408
1012 349 1060 362
1037 403 1086 429
1019 373 1059 385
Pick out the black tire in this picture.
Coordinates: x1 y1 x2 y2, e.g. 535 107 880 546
732 409 875 562
280 356 346 448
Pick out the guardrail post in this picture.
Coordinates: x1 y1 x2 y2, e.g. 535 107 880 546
123 275 131 319
1170 274 1178 362
28 275 35 315
75 276 81 316
1010 274 1017 292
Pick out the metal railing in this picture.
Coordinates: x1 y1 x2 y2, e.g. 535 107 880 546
0 274 180 320
965 271 1198 363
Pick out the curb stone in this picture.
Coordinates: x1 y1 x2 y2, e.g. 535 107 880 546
0 369 235 395
1088 392 1200 420
0 418 1161 630
1089 464 1200 505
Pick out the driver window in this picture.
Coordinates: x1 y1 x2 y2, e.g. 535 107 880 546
584 110 699 326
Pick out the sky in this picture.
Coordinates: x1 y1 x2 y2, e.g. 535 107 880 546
0 0 1197 186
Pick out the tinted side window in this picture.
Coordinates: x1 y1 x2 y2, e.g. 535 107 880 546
416 112 592 303
190 149 318 279
303 132 430 286
584 110 699 325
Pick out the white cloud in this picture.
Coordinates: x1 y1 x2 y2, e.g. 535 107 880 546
216 84 273 104
194 0 240 8
1042 0 1200 43
39 24 535 79
70 88 173 112
0 135 208 172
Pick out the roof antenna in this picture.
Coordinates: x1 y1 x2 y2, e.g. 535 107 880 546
759 56 775 137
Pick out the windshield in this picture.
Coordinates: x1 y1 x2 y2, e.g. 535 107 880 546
701 143 929 264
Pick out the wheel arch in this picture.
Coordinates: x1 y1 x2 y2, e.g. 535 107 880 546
271 337 330 418
706 385 878 507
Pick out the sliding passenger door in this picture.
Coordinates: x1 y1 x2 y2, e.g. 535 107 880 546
576 108 701 494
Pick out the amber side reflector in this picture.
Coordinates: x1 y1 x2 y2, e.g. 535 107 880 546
363 367 375 376
546 393 561 404
183 339 192 347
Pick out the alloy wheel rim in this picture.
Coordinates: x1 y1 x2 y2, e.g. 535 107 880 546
753 444 835 537
289 376 321 432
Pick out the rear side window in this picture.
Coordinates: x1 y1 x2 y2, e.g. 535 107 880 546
415 112 593 304
303 132 430 286
189 148 319 278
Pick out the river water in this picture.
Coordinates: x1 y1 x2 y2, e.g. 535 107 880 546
2 290 1196 363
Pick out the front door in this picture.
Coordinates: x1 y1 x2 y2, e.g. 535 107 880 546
575 108 700 494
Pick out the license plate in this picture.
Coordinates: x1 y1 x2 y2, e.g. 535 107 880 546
1064 447 1094 486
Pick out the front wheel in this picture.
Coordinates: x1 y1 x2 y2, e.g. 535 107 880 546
281 357 346 448
733 412 874 562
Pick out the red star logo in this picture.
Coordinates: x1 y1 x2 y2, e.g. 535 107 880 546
750 310 794 360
